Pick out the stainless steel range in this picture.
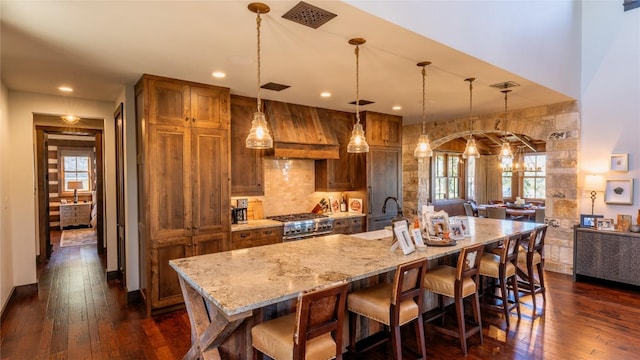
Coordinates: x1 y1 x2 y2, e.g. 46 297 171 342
266 213 334 241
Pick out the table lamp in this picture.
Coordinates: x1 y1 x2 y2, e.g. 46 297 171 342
68 181 84 203
584 174 605 215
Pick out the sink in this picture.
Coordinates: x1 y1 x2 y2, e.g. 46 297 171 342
350 229 393 241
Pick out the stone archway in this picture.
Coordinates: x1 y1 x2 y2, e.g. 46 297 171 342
402 100 580 274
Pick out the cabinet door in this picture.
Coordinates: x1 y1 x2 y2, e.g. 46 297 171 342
148 79 190 126
151 238 190 308
363 112 402 147
191 85 230 129
149 125 191 240
367 146 402 219
231 95 265 196
193 232 227 255
191 127 229 236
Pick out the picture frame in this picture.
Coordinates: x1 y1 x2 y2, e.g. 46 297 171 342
580 214 603 228
452 217 471 237
393 221 415 255
616 214 632 231
329 197 340 213
610 153 629 172
421 210 449 237
411 228 425 246
348 198 363 213
595 218 614 231
448 223 465 240
604 179 634 205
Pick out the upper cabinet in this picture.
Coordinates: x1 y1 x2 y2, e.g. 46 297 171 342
231 95 265 196
362 111 402 147
148 76 229 129
315 109 365 191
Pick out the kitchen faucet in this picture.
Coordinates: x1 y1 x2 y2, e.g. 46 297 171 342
382 196 403 217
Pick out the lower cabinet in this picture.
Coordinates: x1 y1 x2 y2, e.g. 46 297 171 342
332 217 364 235
151 234 228 310
232 226 282 250
574 227 640 286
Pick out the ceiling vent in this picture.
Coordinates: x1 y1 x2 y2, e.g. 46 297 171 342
349 99 374 106
489 81 521 89
261 82 290 91
282 2 337 29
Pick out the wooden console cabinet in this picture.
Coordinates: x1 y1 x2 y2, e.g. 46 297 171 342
60 202 92 229
574 227 640 286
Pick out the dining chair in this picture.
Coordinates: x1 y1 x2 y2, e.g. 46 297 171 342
463 203 475 217
423 244 484 355
517 225 547 317
347 258 428 360
251 281 349 360
487 207 506 220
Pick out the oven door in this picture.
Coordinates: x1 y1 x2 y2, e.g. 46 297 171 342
282 230 333 242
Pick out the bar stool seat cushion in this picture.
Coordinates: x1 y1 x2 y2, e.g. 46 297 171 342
479 253 516 278
347 282 419 326
424 265 477 298
251 313 337 360
518 250 542 266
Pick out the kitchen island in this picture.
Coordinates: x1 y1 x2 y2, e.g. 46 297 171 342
170 217 542 359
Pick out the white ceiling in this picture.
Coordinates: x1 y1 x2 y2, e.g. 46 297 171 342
0 1 574 125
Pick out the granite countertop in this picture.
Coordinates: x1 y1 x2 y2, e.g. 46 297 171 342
230 212 365 232
170 217 542 317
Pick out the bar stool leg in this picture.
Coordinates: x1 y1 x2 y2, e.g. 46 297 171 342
414 313 427 358
511 275 521 319
499 277 510 327
455 297 467 355
537 262 546 302
472 292 483 345
349 312 358 354
527 261 537 316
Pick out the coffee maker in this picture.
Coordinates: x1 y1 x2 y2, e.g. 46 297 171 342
233 198 248 224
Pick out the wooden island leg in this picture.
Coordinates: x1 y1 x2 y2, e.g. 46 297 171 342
179 277 251 360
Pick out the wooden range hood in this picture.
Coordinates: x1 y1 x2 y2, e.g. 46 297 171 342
263 100 340 159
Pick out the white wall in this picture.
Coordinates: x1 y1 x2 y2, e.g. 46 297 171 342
580 2 640 218
7 91 118 287
347 0 582 99
1 82 14 311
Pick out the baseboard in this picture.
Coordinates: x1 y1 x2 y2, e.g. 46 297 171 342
106 270 119 281
127 289 142 304
0 283 38 322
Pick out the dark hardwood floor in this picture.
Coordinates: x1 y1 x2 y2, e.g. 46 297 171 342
2 230 640 359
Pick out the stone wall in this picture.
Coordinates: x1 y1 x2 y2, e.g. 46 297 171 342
402 101 580 274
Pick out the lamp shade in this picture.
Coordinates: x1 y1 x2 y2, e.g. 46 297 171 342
67 181 84 190
584 174 605 191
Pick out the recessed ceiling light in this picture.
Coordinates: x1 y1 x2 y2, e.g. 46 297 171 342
211 71 226 78
392 105 402 111
61 115 80 124
58 86 73 92
320 92 331 98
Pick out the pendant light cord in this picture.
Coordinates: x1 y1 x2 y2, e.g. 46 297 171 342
468 79 473 137
256 11 262 113
421 66 426 135
355 44 360 124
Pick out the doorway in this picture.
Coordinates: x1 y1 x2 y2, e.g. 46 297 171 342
35 122 105 267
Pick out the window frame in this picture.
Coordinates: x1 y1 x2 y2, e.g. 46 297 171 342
521 153 546 200
58 147 94 196
432 152 465 202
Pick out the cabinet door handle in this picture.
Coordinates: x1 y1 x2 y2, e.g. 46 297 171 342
240 233 250 238
186 226 191 230
185 117 189 122
192 118 196 122
264 230 273 235
187 243 192 247
193 226 199 230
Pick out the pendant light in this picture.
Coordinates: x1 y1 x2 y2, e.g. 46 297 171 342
462 77 480 159
346 38 369 153
498 89 514 161
245 2 273 149
414 61 433 158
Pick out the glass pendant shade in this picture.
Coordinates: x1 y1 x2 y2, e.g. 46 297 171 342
462 137 480 159
246 111 273 148
499 142 513 160
413 134 433 158
347 122 369 153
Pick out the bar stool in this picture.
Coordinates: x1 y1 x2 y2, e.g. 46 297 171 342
251 281 349 360
479 233 522 327
423 244 484 355
347 258 428 360
517 225 548 317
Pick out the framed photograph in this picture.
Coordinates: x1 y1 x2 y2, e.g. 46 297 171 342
411 228 425 246
604 179 634 205
453 217 471 237
616 214 632 231
595 218 614 231
393 221 415 255
329 197 340 213
610 153 629 172
448 223 464 240
421 210 449 237
580 214 603 228
348 198 363 213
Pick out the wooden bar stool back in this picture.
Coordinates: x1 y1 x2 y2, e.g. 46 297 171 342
347 258 428 360
423 244 484 355
479 233 522 327
517 225 548 317
251 281 349 360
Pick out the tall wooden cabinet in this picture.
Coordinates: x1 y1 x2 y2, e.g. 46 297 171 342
230 95 265 196
136 74 231 314
362 112 403 231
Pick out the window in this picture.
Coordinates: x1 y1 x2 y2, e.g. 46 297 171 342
522 154 546 199
434 153 463 201
502 170 513 198
467 156 476 199
60 149 93 193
